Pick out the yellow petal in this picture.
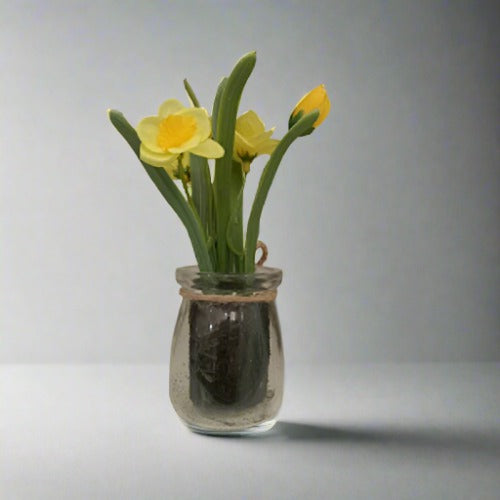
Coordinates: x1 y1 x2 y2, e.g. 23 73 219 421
234 130 255 150
257 139 279 155
252 129 275 144
162 162 178 178
158 99 185 118
189 138 225 158
313 90 330 127
157 114 197 151
139 144 177 168
166 108 212 153
236 110 265 137
178 107 211 141
136 116 163 153
292 84 330 127
233 110 279 166
234 130 256 157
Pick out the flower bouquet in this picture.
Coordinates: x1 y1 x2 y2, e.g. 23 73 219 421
108 52 329 434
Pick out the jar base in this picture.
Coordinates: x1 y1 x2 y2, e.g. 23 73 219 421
187 419 277 437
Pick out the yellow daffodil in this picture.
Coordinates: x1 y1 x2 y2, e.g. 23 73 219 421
233 110 279 173
289 84 330 130
136 99 224 177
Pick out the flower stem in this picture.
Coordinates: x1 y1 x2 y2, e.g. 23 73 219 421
244 110 319 273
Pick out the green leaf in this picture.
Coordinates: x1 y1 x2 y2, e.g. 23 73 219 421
107 109 213 272
213 52 256 272
226 162 245 257
183 78 200 108
244 110 320 273
212 77 227 139
190 153 213 236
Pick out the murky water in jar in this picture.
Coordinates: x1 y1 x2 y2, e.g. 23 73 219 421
169 299 284 434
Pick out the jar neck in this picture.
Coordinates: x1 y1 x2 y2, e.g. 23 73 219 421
176 266 282 295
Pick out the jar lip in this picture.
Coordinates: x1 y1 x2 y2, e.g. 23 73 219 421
176 265 282 279
176 265 283 292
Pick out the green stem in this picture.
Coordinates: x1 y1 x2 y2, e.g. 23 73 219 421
178 156 192 204
244 110 319 273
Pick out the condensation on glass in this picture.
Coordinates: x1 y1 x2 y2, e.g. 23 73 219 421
169 266 284 435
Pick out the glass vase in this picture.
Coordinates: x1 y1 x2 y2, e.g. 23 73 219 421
169 265 284 435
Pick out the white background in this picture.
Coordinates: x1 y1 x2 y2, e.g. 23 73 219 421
2 0 498 363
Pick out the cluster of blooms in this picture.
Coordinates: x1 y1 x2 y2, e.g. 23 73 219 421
136 85 330 179
109 52 330 273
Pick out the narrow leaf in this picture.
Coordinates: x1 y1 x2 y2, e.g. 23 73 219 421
211 77 227 139
190 153 213 235
107 109 213 271
183 78 200 107
226 164 245 256
213 52 256 271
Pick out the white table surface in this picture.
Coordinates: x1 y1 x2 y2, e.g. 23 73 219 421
2 363 499 500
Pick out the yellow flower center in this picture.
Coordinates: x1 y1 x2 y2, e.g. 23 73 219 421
157 115 197 150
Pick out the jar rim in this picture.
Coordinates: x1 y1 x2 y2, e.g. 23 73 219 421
176 265 282 278
176 265 283 293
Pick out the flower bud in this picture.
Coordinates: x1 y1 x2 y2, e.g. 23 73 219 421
288 84 330 131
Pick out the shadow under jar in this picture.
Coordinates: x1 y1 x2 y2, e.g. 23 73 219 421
169 266 284 435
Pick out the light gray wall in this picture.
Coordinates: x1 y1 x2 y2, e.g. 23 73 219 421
1 0 498 362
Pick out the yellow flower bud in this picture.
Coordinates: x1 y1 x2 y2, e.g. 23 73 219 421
289 84 330 130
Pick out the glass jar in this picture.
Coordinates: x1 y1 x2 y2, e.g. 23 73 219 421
169 266 284 435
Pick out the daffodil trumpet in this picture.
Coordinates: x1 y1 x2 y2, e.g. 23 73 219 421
109 51 330 273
